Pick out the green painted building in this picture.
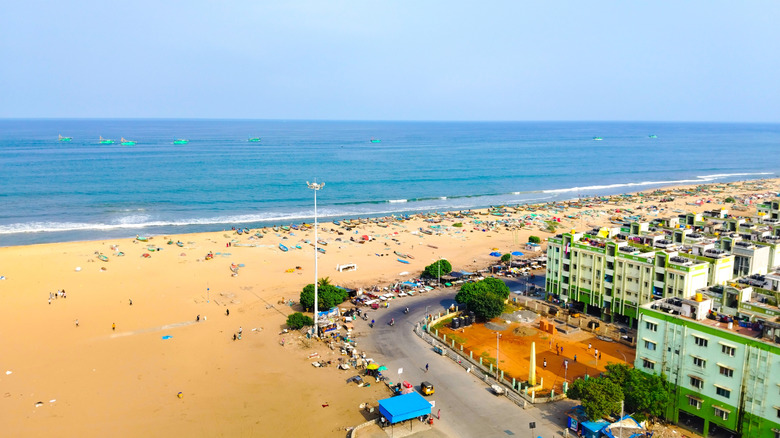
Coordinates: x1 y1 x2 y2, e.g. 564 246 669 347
635 296 780 437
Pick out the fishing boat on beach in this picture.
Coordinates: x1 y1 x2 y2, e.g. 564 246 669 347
120 138 137 145
96 253 109 262
279 243 289 252
317 247 326 254
136 235 149 242
99 136 115 144
58 134 72 142
317 240 328 246
173 139 189 145
333 220 341 226
397 258 410 264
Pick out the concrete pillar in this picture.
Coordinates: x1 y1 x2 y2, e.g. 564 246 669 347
460 344 463 351
490 363 493 373
470 351 473 359
500 370 504 380
479 357 483 365
443 334 446 342
563 381 568 394
451 339 455 348
512 377 516 388
551 389 555 398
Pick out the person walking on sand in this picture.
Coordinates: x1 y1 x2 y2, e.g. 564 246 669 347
112 322 116 331
226 309 229 316
75 319 79 327
129 299 132 306
543 358 547 368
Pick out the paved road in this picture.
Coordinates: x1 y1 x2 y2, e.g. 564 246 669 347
357 288 576 438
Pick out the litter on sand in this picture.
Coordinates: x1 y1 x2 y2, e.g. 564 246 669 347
162 335 173 340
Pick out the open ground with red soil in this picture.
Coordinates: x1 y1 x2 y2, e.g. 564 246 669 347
437 315 636 395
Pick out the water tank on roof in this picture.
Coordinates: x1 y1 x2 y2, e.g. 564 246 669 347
695 293 703 302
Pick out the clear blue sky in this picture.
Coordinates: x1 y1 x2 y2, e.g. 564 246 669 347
1 1 778 121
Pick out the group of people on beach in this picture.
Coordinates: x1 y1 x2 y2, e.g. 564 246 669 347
48 289 66 304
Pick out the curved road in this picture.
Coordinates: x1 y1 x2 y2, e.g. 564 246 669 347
358 288 575 438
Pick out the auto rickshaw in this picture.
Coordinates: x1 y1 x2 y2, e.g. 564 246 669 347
421 381 435 396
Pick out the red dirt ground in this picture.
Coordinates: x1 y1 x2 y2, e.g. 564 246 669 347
437 316 636 395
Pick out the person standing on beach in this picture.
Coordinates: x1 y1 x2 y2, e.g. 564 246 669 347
112 322 116 331
75 319 79 327
226 309 229 316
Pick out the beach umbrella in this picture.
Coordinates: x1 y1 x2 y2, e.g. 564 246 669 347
511 251 523 257
377 365 388 371
489 251 502 257
366 363 379 370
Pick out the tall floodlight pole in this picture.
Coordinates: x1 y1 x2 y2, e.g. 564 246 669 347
307 181 325 336
496 332 502 380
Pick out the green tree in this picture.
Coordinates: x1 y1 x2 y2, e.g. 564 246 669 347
528 235 541 244
286 312 314 329
567 376 623 420
500 253 511 263
604 364 670 420
724 196 735 203
423 259 452 279
454 277 510 320
299 280 349 312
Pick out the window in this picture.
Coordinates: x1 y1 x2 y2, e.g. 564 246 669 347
688 397 702 409
646 321 658 332
642 358 655 370
714 407 729 420
644 340 657 351
721 344 736 357
719 365 734 378
694 336 708 347
776 407 780 418
715 386 731 399
692 356 706 368
690 376 704 389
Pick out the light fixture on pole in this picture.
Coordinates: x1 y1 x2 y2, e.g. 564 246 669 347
307 181 325 336
496 332 502 380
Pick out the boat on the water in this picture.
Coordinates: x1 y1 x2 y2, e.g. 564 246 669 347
593 137 603 141
173 139 189 145
279 243 289 252
58 134 72 142
649 134 658 138
99 136 115 144
248 137 261 142
120 138 137 145
370 138 381 143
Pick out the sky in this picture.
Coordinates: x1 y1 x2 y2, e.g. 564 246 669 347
1 1 779 122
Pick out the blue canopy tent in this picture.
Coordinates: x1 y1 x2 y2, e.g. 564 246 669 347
377 392 432 424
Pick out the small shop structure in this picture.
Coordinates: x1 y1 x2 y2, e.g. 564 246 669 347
377 392 433 429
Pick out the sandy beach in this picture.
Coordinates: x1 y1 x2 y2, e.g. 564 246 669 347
1 178 778 437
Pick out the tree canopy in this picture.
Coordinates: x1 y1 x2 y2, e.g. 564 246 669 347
299 280 349 312
566 363 671 421
567 376 624 420
423 259 452 279
454 277 510 320
286 312 314 329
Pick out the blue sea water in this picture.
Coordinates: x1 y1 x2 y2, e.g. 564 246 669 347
1 119 778 247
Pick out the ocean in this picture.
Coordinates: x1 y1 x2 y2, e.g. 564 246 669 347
1 119 778 247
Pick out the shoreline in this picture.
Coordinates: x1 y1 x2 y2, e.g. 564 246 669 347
2 174 776 248
1 177 778 437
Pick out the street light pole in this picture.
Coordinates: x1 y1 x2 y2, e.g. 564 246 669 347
307 181 325 337
496 332 502 380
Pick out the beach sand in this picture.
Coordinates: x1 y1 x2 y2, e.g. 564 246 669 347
1 178 777 437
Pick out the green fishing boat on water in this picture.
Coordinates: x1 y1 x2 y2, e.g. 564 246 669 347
120 138 137 145
173 139 189 145
648 134 658 138
370 138 381 143
99 136 115 144
593 137 603 141
248 137 261 142
58 134 72 142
